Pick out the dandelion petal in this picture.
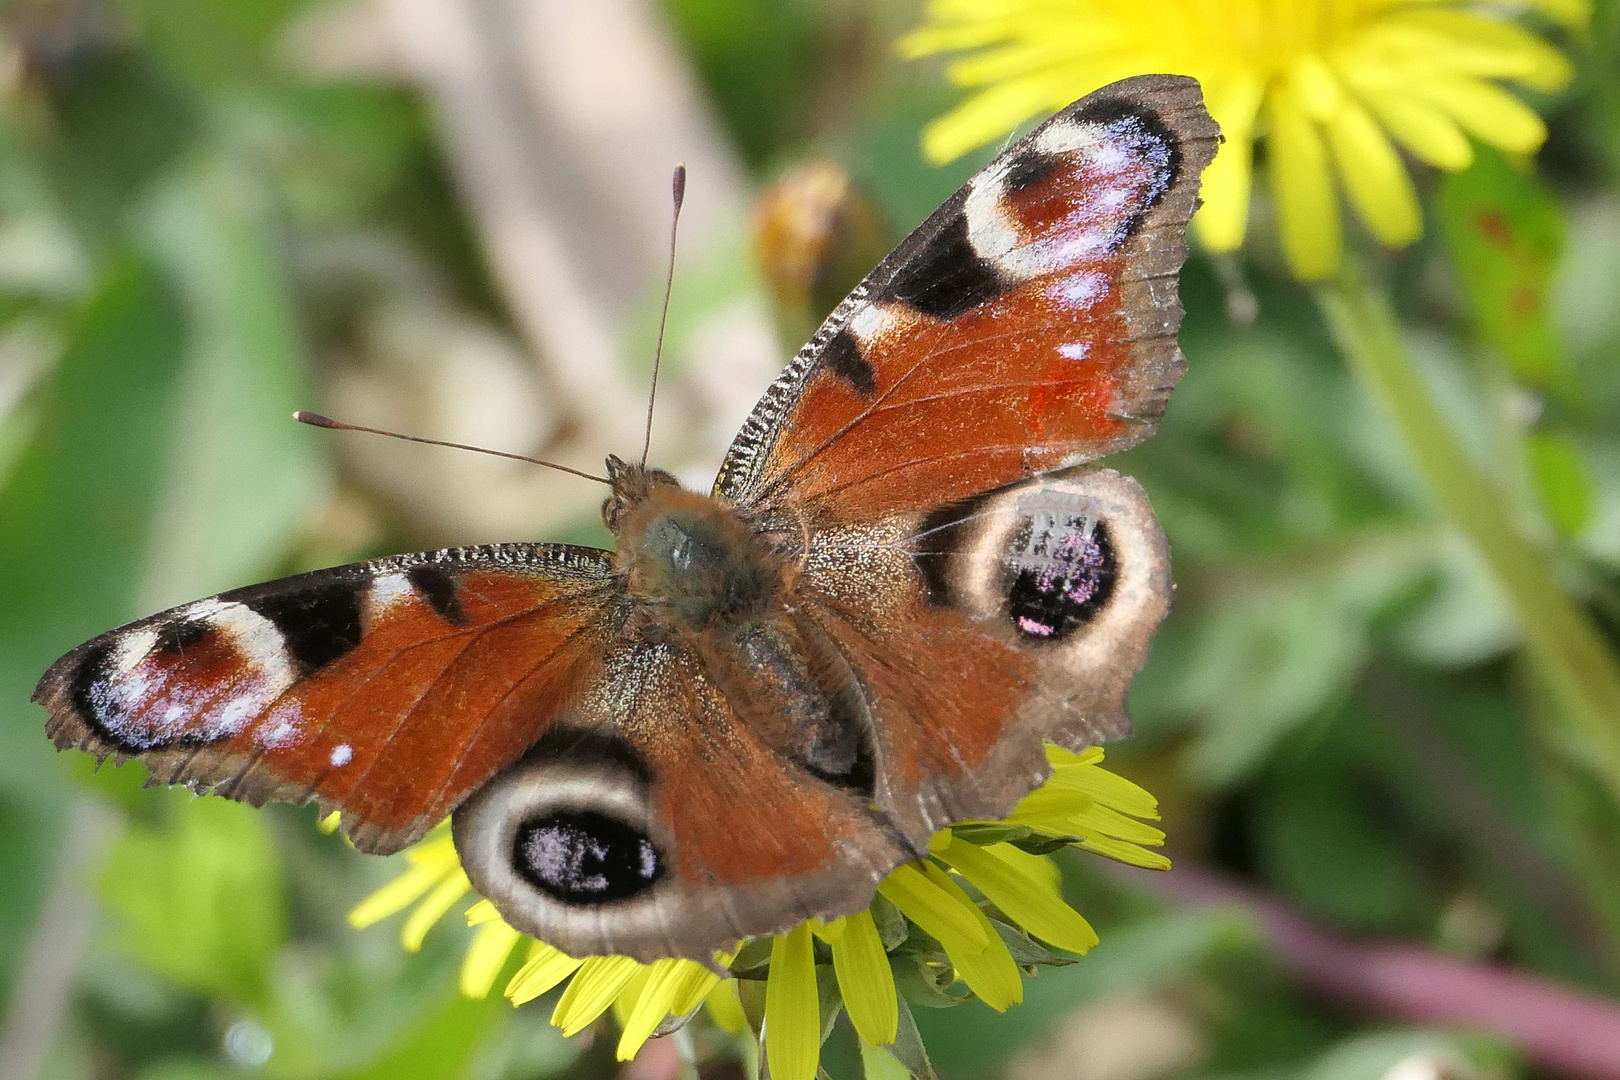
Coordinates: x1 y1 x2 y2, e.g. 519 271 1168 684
617 959 691 1060
553 955 643 1036
705 978 749 1035
1354 84 1475 171
348 859 451 929
765 924 820 1080
1416 74 1547 153
506 940 583 1006
936 836 1099 955
921 862 1023 1011
400 870 470 952
1196 74 1264 252
459 919 521 999
1270 70 1342 281
1327 99 1423 246
877 862 989 952
831 910 900 1046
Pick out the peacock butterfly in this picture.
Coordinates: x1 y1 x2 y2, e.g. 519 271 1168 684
33 75 1218 963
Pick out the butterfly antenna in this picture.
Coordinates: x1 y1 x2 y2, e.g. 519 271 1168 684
293 411 611 485
641 163 687 468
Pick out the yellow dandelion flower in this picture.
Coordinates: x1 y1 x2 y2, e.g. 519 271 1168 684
345 747 1168 1079
900 0 1580 279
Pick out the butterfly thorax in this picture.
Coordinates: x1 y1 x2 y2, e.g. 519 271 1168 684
605 456 778 630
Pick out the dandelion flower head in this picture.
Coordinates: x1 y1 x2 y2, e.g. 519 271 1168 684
901 0 1583 279
346 746 1169 1080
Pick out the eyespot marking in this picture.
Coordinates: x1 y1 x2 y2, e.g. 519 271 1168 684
910 492 993 608
1004 514 1116 641
1067 98 1181 239
513 811 664 904
529 730 654 786
67 601 299 752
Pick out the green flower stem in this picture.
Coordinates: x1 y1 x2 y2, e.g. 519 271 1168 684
1316 257 1620 801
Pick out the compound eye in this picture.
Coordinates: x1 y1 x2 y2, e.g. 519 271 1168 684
1003 514 1116 641
514 810 662 903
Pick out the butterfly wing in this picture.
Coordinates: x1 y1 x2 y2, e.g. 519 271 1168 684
791 466 1173 843
452 638 905 961
715 75 1218 522
37 544 907 960
33 75 1216 963
716 76 1216 842
33 545 618 854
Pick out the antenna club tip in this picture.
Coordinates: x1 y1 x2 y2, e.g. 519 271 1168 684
294 410 336 428
672 164 687 207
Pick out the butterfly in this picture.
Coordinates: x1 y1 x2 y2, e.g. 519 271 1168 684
34 75 1217 963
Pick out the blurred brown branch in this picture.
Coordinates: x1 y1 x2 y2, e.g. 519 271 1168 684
1118 864 1620 1080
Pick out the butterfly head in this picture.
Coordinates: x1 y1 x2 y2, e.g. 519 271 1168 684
601 454 682 533
603 455 775 628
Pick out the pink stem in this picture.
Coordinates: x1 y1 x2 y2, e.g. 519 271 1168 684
1119 865 1620 1080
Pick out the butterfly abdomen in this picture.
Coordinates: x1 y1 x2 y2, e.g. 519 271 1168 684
609 475 877 796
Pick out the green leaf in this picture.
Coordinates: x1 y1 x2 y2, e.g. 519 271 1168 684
1301 1030 1475 1080
135 150 329 606
0 254 190 1013
325 989 506 1080
0 257 188 802
1435 146 1575 396
39 50 197 254
1319 259 1620 814
1526 430 1594 538
1254 727 1425 931
1175 540 1432 787
988 918 1078 971
99 795 286 1007
869 893 910 952
121 0 311 87
889 950 963 1009
884 998 939 1080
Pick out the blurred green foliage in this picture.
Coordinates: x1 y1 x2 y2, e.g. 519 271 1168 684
0 1 1618 1079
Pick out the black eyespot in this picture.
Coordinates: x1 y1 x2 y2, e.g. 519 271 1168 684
1072 98 1181 241
1004 515 1116 641
513 811 663 904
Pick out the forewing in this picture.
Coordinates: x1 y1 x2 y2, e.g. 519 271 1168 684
714 75 1218 522
33 544 618 853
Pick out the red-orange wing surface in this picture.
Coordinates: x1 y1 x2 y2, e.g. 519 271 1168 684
452 638 908 961
33 544 619 854
714 75 1219 524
